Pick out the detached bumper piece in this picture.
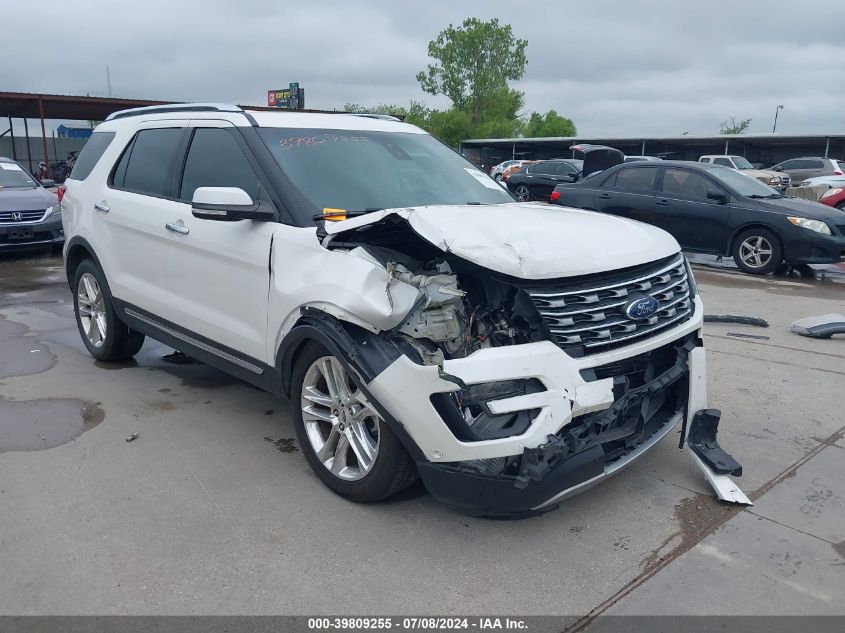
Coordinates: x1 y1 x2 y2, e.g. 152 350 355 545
687 409 751 506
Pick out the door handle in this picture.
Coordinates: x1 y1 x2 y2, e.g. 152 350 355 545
656 199 671 206
598 193 611 199
94 201 110 213
165 221 190 235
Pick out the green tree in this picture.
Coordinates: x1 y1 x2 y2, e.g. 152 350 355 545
416 17 528 125
523 110 576 138
343 101 430 128
720 117 752 134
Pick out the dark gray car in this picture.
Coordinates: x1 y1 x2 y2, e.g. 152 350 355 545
0 157 62 252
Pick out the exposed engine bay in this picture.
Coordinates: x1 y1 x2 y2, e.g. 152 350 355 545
323 215 549 443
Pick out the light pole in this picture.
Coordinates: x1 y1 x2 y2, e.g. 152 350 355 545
772 104 784 133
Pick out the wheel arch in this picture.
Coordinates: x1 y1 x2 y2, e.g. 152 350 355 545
725 222 784 257
64 236 104 286
277 308 425 462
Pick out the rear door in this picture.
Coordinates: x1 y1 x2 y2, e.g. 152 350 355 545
593 165 659 223
157 120 277 362
525 162 559 199
98 122 188 318
654 167 731 252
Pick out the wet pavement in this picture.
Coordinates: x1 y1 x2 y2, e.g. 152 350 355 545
0 251 843 617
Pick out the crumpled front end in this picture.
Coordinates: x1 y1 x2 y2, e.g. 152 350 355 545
309 212 747 516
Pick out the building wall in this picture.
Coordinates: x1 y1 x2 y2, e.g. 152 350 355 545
0 136 88 171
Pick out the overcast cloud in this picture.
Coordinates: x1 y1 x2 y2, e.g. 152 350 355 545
3 0 844 137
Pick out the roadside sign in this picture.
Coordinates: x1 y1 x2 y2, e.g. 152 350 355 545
268 83 305 110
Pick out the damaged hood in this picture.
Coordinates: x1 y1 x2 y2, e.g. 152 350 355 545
324 204 680 279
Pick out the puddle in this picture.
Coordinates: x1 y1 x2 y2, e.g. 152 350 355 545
0 397 104 452
0 318 57 379
264 436 298 453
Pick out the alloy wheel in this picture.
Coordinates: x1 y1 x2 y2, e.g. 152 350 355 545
738 235 773 270
300 356 380 481
515 185 530 201
77 272 107 349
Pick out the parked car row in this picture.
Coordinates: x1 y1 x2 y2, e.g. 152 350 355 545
550 159 845 275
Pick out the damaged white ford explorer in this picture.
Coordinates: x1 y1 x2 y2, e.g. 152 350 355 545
62 104 749 517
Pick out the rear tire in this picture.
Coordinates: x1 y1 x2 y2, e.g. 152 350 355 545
73 259 145 361
731 228 782 275
291 341 418 503
514 185 531 201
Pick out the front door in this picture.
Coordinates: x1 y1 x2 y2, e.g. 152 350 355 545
654 167 731 252
156 121 276 362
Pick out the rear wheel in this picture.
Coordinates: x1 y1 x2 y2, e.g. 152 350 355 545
514 184 531 201
291 342 417 502
732 228 783 275
73 260 145 361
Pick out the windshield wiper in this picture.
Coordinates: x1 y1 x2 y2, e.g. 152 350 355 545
747 194 783 199
311 208 383 222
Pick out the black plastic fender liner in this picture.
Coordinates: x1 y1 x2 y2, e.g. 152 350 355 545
687 409 743 476
276 308 426 462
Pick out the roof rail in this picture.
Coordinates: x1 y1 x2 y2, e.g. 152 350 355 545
105 103 244 121
352 113 402 122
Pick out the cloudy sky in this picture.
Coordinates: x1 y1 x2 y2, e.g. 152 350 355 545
4 0 844 137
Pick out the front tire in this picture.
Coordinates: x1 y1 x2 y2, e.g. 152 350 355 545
514 184 531 201
73 260 145 361
291 341 417 503
732 228 782 275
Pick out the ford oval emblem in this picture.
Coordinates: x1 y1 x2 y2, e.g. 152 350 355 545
624 296 659 320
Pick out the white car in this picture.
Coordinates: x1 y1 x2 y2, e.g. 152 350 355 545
798 174 845 189
490 159 529 181
61 104 747 516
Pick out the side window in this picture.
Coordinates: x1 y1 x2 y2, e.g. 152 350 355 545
809 159 825 169
533 162 554 175
612 167 658 192
713 158 733 167
698 157 710 163
114 128 184 197
779 160 799 170
558 162 578 175
179 128 260 201
660 169 717 201
69 131 116 181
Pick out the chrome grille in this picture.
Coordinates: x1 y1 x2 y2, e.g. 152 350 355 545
781 175 791 187
527 255 693 356
0 210 45 223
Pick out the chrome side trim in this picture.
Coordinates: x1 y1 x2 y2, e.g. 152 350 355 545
532 410 683 510
124 308 264 375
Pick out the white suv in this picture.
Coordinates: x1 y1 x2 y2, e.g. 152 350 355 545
61 104 747 516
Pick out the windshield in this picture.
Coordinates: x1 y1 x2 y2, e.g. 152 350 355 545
732 157 754 170
709 165 781 197
0 162 38 188
258 128 513 218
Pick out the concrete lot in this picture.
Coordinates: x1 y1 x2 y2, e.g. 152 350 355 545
0 253 843 618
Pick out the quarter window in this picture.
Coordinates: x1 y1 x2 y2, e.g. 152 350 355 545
713 158 733 167
69 131 115 181
113 128 184 196
612 167 658 192
180 128 260 201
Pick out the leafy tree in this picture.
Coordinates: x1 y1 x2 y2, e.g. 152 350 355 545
523 110 577 138
720 117 752 134
416 17 528 125
343 101 430 128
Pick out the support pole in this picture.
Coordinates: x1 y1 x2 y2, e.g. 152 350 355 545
24 118 32 172
8 116 17 159
511 143 515 160
641 140 646 155
824 137 830 158
724 139 729 154
38 96 51 178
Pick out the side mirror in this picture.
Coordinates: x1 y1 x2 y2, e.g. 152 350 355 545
191 187 275 221
40 179 56 188
707 189 729 204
